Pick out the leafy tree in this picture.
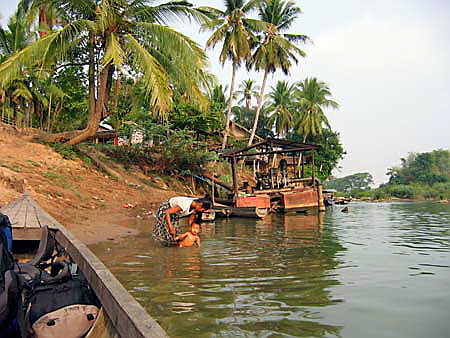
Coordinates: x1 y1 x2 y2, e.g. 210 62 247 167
295 77 338 142
388 150 450 185
325 172 374 193
169 102 223 133
203 0 262 149
206 83 228 116
51 64 88 132
287 128 345 181
247 0 309 145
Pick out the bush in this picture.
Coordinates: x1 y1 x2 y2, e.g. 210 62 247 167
100 129 218 176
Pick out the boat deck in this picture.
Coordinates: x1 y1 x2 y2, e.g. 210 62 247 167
0 192 54 240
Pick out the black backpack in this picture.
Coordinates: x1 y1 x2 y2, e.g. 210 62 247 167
0 231 21 336
0 230 15 288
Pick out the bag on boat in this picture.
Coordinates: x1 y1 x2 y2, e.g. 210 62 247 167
0 213 13 252
0 270 21 332
18 261 100 337
0 231 20 336
31 304 99 338
0 230 15 285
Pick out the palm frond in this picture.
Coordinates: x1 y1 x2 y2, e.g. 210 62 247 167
124 33 172 116
103 32 126 71
242 0 263 14
129 1 213 26
135 22 206 65
0 19 89 87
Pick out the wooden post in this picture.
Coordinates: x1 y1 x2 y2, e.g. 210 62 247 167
301 154 305 178
312 151 315 188
318 184 326 212
211 169 216 207
231 156 238 198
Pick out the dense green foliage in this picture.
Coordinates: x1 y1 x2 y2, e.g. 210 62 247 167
102 128 217 176
350 183 450 200
387 150 450 185
337 150 450 200
52 65 88 132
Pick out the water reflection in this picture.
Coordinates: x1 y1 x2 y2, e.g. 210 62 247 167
91 212 345 337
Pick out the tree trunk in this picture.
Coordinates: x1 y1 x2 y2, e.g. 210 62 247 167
222 62 237 150
13 103 18 126
248 69 269 146
43 31 99 143
103 65 115 118
47 95 52 132
39 4 49 38
1 90 5 122
88 31 96 123
111 76 121 115
67 63 110 145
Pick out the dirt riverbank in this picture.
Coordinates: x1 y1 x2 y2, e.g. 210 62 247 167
0 125 178 244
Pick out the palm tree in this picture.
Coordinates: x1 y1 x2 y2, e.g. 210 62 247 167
18 0 58 37
235 79 260 111
247 0 310 145
0 12 36 124
203 0 262 149
0 0 211 145
267 80 296 138
294 77 339 142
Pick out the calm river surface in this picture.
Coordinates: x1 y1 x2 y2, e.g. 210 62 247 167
91 202 450 337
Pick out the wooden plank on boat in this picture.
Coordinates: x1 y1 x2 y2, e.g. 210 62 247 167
1 192 50 240
11 228 42 241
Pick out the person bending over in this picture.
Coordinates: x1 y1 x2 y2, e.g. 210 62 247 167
175 223 201 248
152 195 211 246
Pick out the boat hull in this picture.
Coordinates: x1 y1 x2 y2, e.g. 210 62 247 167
2 193 168 338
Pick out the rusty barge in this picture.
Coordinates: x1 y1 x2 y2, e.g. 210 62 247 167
216 139 326 217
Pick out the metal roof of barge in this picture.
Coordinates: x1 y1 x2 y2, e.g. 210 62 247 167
222 138 321 158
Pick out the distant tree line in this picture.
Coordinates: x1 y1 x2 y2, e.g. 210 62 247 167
329 150 450 200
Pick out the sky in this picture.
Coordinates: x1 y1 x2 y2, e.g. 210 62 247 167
1 0 449 185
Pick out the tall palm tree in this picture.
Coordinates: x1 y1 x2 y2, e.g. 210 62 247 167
294 77 339 142
203 0 262 149
247 0 310 145
267 80 296 138
0 0 211 145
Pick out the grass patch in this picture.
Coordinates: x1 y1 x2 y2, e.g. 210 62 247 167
0 162 22 172
42 170 71 189
72 188 83 200
27 160 41 167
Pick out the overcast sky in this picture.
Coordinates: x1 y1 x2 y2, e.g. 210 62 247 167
1 0 449 185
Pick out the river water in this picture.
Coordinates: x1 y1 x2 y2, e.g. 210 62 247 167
90 202 450 337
